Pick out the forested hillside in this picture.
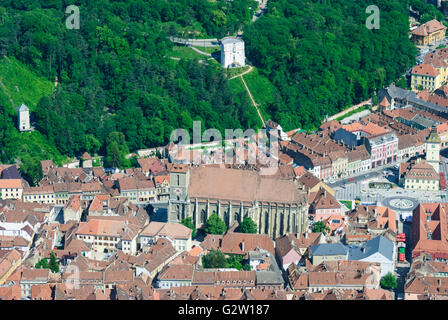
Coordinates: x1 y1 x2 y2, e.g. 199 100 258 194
0 0 419 167
243 0 417 131
0 0 259 167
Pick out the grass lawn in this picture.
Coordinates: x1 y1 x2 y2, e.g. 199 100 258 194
242 67 277 121
193 46 220 54
226 65 250 78
14 131 68 165
0 56 54 115
228 76 247 96
169 46 203 60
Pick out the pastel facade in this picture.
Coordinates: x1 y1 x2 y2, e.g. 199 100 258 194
365 132 398 169
22 186 55 204
0 179 23 200
411 64 442 92
411 19 446 46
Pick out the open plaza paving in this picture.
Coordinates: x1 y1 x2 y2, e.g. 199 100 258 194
330 153 448 222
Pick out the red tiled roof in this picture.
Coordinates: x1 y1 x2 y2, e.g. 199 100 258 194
412 19 446 37
412 64 439 77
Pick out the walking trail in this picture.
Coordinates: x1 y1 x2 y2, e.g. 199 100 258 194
240 74 265 127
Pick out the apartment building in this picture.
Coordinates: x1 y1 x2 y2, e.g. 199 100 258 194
365 132 398 168
411 64 442 92
140 222 192 252
22 185 55 204
0 179 23 200
411 19 446 46
75 218 139 255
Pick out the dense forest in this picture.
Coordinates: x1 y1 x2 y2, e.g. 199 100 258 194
243 0 417 131
0 0 259 168
0 0 426 169
410 0 445 23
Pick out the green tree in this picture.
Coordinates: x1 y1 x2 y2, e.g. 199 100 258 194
395 77 408 90
105 132 130 168
238 216 257 234
202 249 226 268
380 272 397 290
84 134 101 155
35 258 49 269
205 213 227 235
19 156 43 186
49 252 59 273
181 217 197 238
312 221 330 235
371 94 379 106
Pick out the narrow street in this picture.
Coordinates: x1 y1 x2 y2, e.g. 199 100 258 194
394 221 412 300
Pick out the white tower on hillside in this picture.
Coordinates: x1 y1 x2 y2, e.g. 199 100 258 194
426 126 441 174
220 37 245 69
18 104 31 132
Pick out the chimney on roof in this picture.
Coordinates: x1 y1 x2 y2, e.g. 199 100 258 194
241 241 245 252
305 232 309 239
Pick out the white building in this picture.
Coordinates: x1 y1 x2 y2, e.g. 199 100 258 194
139 221 192 252
0 179 23 200
75 218 139 256
220 37 245 69
18 104 31 132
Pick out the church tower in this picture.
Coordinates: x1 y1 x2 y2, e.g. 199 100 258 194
167 164 190 223
426 126 441 174
18 104 31 132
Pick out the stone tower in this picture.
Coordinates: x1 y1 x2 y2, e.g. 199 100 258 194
18 104 31 132
220 37 245 69
167 164 190 223
426 126 441 174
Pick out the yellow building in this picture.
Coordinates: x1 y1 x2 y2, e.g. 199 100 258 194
403 159 440 191
329 151 348 179
22 185 55 204
411 19 446 46
0 179 23 200
411 64 442 92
